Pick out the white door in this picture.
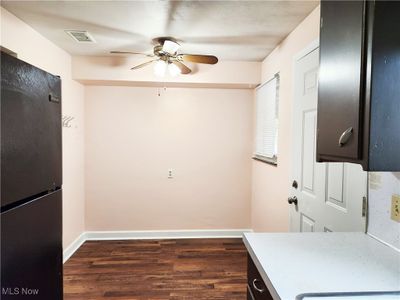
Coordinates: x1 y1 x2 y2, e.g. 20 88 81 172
290 46 367 232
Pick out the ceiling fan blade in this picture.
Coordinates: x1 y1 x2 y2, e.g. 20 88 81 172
180 54 218 64
172 61 191 74
131 60 157 70
111 51 154 57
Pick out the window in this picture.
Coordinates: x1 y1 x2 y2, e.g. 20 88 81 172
254 74 280 165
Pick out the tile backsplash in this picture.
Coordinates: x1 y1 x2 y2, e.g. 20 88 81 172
368 172 400 250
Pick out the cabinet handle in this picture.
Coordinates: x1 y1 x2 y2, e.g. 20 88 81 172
338 127 353 147
252 279 266 293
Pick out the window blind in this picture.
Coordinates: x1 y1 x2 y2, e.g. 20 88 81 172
254 74 280 164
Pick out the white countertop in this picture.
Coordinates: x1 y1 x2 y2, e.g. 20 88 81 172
302 295 400 300
243 233 400 300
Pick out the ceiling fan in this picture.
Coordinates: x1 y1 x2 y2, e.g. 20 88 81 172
110 37 218 76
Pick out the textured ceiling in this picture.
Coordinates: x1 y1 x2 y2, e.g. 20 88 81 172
1 1 319 61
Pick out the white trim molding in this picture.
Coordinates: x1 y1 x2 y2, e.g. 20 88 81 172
63 232 86 263
85 229 252 241
63 229 252 263
293 38 320 62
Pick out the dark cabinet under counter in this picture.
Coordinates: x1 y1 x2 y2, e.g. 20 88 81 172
317 0 400 171
247 254 273 300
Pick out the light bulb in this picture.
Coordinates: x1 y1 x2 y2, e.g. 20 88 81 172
168 63 181 77
154 60 167 77
162 40 180 54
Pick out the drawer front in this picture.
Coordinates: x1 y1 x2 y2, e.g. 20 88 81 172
247 254 273 300
247 285 256 300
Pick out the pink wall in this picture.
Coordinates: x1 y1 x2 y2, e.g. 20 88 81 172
1 4 322 241
251 7 320 232
1 8 85 249
85 86 253 231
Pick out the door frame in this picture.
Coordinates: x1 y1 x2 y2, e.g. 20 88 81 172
289 39 320 230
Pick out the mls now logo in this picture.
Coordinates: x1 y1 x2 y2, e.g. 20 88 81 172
2 287 39 296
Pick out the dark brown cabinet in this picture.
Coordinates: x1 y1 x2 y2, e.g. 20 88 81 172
247 254 273 300
317 0 400 171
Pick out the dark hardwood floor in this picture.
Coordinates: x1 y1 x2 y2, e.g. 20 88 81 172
64 238 247 300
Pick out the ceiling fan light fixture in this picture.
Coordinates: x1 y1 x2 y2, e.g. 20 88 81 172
162 40 180 54
154 60 167 77
168 63 181 77
113 37 216 75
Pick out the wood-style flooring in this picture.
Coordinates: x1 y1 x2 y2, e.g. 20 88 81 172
63 238 247 300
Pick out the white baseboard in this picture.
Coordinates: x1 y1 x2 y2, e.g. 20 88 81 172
63 229 252 263
85 229 252 240
63 232 86 263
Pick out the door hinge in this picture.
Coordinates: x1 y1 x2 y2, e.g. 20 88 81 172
362 196 368 217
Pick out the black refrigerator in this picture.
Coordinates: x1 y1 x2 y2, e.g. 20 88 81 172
1 52 63 299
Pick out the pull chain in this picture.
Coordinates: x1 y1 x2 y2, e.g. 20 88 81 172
157 84 167 97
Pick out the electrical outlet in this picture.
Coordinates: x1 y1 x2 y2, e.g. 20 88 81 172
391 194 400 223
168 169 173 179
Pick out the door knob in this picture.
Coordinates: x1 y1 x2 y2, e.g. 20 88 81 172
288 196 298 205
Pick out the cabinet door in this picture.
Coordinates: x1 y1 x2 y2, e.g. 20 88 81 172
247 255 273 300
317 1 365 161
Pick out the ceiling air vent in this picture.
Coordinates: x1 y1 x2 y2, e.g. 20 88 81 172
65 30 96 43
